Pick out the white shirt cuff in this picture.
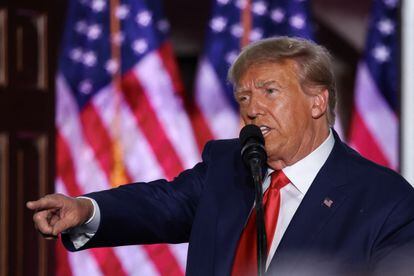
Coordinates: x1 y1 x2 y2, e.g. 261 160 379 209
67 197 101 249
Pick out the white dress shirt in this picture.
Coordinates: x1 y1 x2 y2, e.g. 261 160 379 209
263 130 335 268
69 130 335 258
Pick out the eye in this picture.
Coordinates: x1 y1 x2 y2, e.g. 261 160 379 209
237 95 248 103
265 88 277 94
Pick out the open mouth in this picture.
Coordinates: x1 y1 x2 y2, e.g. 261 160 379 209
259 126 271 137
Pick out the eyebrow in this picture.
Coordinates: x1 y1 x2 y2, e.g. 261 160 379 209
256 80 277 88
235 80 278 93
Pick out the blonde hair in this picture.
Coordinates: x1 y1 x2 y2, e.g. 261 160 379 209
228 36 337 126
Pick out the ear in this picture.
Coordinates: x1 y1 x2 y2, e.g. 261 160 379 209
311 88 329 119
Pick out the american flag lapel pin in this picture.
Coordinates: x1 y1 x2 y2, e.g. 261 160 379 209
323 197 334 208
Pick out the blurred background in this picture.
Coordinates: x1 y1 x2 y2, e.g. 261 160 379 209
0 0 413 275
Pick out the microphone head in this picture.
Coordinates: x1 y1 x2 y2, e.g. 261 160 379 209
239 124 264 147
239 124 267 166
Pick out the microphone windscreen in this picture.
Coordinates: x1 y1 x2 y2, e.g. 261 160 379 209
239 124 264 146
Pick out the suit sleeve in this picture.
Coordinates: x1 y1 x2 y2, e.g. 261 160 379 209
63 141 214 251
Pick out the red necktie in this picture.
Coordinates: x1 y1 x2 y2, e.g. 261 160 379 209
231 170 290 276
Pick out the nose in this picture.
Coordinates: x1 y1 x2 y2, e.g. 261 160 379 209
245 95 262 122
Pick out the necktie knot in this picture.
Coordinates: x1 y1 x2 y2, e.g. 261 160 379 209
269 170 290 190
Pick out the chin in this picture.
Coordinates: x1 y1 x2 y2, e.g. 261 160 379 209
267 161 286 171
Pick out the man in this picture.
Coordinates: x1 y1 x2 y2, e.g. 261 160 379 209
28 37 414 275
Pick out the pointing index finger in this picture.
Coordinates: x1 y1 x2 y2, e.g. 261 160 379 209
26 195 61 211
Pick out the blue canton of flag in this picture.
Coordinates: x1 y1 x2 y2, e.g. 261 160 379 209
59 0 169 109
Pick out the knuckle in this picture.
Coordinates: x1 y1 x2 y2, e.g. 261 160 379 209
33 212 42 222
37 224 51 235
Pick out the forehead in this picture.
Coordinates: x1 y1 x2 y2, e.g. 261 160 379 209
236 59 299 88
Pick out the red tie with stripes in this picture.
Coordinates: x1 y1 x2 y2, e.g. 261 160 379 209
231 170 290 276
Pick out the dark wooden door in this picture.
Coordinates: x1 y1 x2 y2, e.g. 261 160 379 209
0 0 66 275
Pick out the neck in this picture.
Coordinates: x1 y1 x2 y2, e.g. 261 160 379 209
268 125 330 170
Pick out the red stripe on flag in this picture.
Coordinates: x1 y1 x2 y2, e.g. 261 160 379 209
144 244 185 276
158 42 185 98
56 132 128 276
80 101 135 186
349 111 390 168
56 240 73 276
80 103 114 179
157 43 214 151
121 70 186 276
57 132 83 196
187 103 214 152
78 84 185 275
89 248 127 276
121 71 185 179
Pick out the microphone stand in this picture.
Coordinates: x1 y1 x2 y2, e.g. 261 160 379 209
249 158 267 276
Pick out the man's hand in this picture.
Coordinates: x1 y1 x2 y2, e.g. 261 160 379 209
26 194 94 239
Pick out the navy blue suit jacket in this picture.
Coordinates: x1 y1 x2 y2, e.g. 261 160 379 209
64 132 414 275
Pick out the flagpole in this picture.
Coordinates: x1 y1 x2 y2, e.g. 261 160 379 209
401 0 414 186
109 0 128 186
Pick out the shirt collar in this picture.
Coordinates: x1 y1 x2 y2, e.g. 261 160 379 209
279 129 335 195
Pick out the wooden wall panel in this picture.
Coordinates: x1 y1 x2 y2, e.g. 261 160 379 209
7 132 52 276
0 133 9 276
0 6 61 275
0 9 7 87
13 10 47 90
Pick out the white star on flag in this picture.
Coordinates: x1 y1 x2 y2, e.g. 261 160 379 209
79 79 93 94
271 8 285 23
290 14 306 29
372 44 390 63
87 24 102 40
75 20 88 34
225 51 238 64
132 39 148 54
70 48 83 62
383 0 398 8
91 0 106 12
252 2 267 16
250 28 263 41
377 18 395 35
136 11 153 27
235 0 247 9
83 51 97 67
116 5 130 20
210 17 227 32
230 24 243 37
105 59 119 75
217 0 230 5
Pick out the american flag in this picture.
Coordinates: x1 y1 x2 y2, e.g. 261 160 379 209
348 0 399 170
55 0 199 275
192 0 315 147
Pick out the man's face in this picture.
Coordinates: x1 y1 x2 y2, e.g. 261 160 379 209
235 60 327 170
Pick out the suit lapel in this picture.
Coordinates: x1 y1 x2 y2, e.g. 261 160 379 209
214 148 255 276
268 134 352 272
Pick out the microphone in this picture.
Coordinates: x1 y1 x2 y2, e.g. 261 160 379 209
239 124 267 177
239 124 267 276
